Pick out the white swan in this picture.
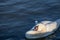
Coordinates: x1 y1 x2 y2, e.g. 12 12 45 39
25 19 60 39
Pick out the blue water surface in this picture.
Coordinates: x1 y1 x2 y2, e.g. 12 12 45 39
0 0 60 40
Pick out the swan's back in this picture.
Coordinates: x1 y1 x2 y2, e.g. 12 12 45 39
37 21 58 32
41 21 52 25
46 22 58 32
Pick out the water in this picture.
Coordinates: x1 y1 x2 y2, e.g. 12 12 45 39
0 0 60 40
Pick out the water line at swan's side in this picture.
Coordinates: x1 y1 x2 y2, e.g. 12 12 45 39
55 19 60 26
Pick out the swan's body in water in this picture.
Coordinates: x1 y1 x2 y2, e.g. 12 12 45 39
25 19 60 39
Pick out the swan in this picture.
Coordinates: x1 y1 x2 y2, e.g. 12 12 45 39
25 19 60 39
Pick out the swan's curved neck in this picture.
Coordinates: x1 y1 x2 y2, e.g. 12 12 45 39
56 19 60 25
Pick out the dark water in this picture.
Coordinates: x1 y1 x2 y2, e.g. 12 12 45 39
0 0 60 40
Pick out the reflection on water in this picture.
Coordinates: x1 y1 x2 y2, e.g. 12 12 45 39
0 0 60 40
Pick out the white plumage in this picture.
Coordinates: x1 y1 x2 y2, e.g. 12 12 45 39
25 19 60 39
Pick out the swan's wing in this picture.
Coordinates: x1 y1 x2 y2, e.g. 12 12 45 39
46 22 58 32
41 21 52 25
37 24 47 33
